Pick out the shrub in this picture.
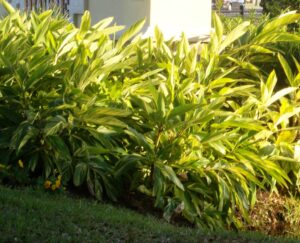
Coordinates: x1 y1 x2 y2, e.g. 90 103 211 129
260 0 300 17
0 0 299 229
0 0 144 201
118 12 300 228
260 0 300 31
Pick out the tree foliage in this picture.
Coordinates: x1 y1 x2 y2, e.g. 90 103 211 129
260 0 300 17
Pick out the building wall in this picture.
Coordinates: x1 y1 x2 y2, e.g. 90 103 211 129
88 0 211 38
1 0 212 38
150 0 211 35
88 0 150 28
7 0 24 10
67 0 84 25
2 0 85 25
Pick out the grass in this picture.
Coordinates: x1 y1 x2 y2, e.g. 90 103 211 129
0 186 299 243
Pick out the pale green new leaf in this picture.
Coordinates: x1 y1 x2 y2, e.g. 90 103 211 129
83 107 131 118
261 11 300 35
92 17 114 30
275 108 300 127
212 12 223 43
212 118 264 131
218 21 250 54
266 87 297 107
34 14 51 43
261 70 277 104
0 0 15 14
266 70 277 100
116 19 145 49
79 11 91 35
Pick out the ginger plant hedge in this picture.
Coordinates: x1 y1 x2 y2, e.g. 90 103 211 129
0 0 299 229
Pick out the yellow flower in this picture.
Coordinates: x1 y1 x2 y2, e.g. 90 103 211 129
44 180 51 189
55 179 61 188
58 175 62 180
51 184 56 191
18 159 24 168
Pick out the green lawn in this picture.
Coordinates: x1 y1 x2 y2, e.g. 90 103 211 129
0 186 298 243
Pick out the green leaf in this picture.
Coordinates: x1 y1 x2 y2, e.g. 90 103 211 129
262 11 300 35
28 153 39 172
277 130 297 144
10 122 39 155
79 11 91 35
43 116 67 136
92 17 114 30
157 163 185 191
219 21 250 54
212 118 264 131
125 127 154 154
168 104 200 119
73 163 88 186
209 78 236 89
278 54 294 86
275 108 300 127
0 0 16 14
212 12 224 43
83 116 128 128
46 136 71 162
209 141 227 155
266 87 297 107
295 142 300 162
116 19 145 49
83 107 131 118
34 12 51 44
266 70 277 100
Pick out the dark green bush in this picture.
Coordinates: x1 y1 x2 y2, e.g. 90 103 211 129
260 0 300 17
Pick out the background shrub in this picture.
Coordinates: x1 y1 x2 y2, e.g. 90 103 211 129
260 0 300 17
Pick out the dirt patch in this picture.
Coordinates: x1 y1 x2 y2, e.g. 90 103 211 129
247 191 300 236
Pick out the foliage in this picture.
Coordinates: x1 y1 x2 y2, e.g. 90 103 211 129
220 13 269 34
260 0 300 17
215 0 224 14
118 12 300 228
0 159 31 185
0 0 299 229
0 0 142 201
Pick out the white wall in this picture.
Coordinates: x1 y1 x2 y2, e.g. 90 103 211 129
89 0 212 39
1 0 212 39
88 0 150 28
149 0 211 38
